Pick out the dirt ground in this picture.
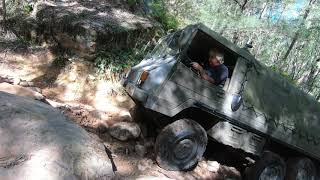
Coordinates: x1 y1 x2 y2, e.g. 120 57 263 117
0 34 243 180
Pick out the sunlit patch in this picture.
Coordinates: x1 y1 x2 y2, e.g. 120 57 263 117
21 147 66 179
0 48 55 81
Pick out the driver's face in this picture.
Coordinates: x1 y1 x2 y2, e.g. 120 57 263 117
209 56 219 67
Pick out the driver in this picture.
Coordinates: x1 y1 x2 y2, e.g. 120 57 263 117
191 49 229 86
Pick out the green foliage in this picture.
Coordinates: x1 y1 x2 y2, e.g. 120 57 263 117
127 0 140 7
94 48 144 74
23 4 33 14
150 1 178 31
269 66 298 86
5 0 33 17
104 21 127 33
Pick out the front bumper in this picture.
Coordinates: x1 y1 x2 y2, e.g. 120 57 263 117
123 81 148 103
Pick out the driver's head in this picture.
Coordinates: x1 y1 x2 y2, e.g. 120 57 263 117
208 49 224 67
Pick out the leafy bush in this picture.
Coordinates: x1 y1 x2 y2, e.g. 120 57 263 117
151 1 178 31
94 48 144 75
270 66 298 86
128 0 140 7
24 4 33 14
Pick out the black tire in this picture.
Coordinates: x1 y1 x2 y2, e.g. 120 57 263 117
244 151 286 180
154 119 207 171
285 157 316 180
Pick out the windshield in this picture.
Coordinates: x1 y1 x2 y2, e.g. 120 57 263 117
149 31 181 59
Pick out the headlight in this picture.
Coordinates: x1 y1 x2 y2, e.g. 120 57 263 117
137 70 149 86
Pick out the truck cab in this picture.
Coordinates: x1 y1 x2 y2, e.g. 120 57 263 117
122 24 320 180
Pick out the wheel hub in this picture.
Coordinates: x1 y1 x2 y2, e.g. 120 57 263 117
297 168 309 180
259 164 282 180
173 139 195 160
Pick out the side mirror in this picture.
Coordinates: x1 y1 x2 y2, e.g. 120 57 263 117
231 94 243 112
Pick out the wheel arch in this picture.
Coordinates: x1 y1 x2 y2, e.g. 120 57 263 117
172 107 220 130
263 138 320 165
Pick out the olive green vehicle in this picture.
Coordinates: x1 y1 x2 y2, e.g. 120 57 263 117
122 24 320 179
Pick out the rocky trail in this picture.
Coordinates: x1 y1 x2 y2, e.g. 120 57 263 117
0 0 243 179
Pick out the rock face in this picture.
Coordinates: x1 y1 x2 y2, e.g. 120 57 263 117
0 92 115 180
108 122 141 141
13 0 156 58
0 83 44 100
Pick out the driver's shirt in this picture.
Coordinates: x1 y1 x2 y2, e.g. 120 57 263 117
204 64 229 86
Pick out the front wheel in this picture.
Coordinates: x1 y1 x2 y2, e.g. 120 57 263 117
154 119 208 171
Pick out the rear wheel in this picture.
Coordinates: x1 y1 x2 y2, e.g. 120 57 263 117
285 157 316 180
244 151 286 180
155 119 207 171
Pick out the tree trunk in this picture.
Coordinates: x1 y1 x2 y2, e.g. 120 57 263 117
241 0 249 11
309 71 320 92
2 0 6 30
281 33 298 67
281 0 316 63
306 58 320 92
259 2 267 19
233 0 249 12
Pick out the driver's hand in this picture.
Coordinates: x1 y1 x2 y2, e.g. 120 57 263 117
201 74 210 80
191 62 203 71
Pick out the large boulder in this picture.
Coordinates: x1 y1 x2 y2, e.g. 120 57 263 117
12 0 156 58
108 122 141 141
0 92 115 180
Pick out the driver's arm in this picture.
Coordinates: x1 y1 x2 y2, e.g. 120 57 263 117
192 62 216 84
200 73 215 84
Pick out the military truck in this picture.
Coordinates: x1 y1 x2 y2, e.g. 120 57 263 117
122 24 320 179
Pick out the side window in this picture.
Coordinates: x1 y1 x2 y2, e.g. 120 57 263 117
150 32 181 59
183 30 238 88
